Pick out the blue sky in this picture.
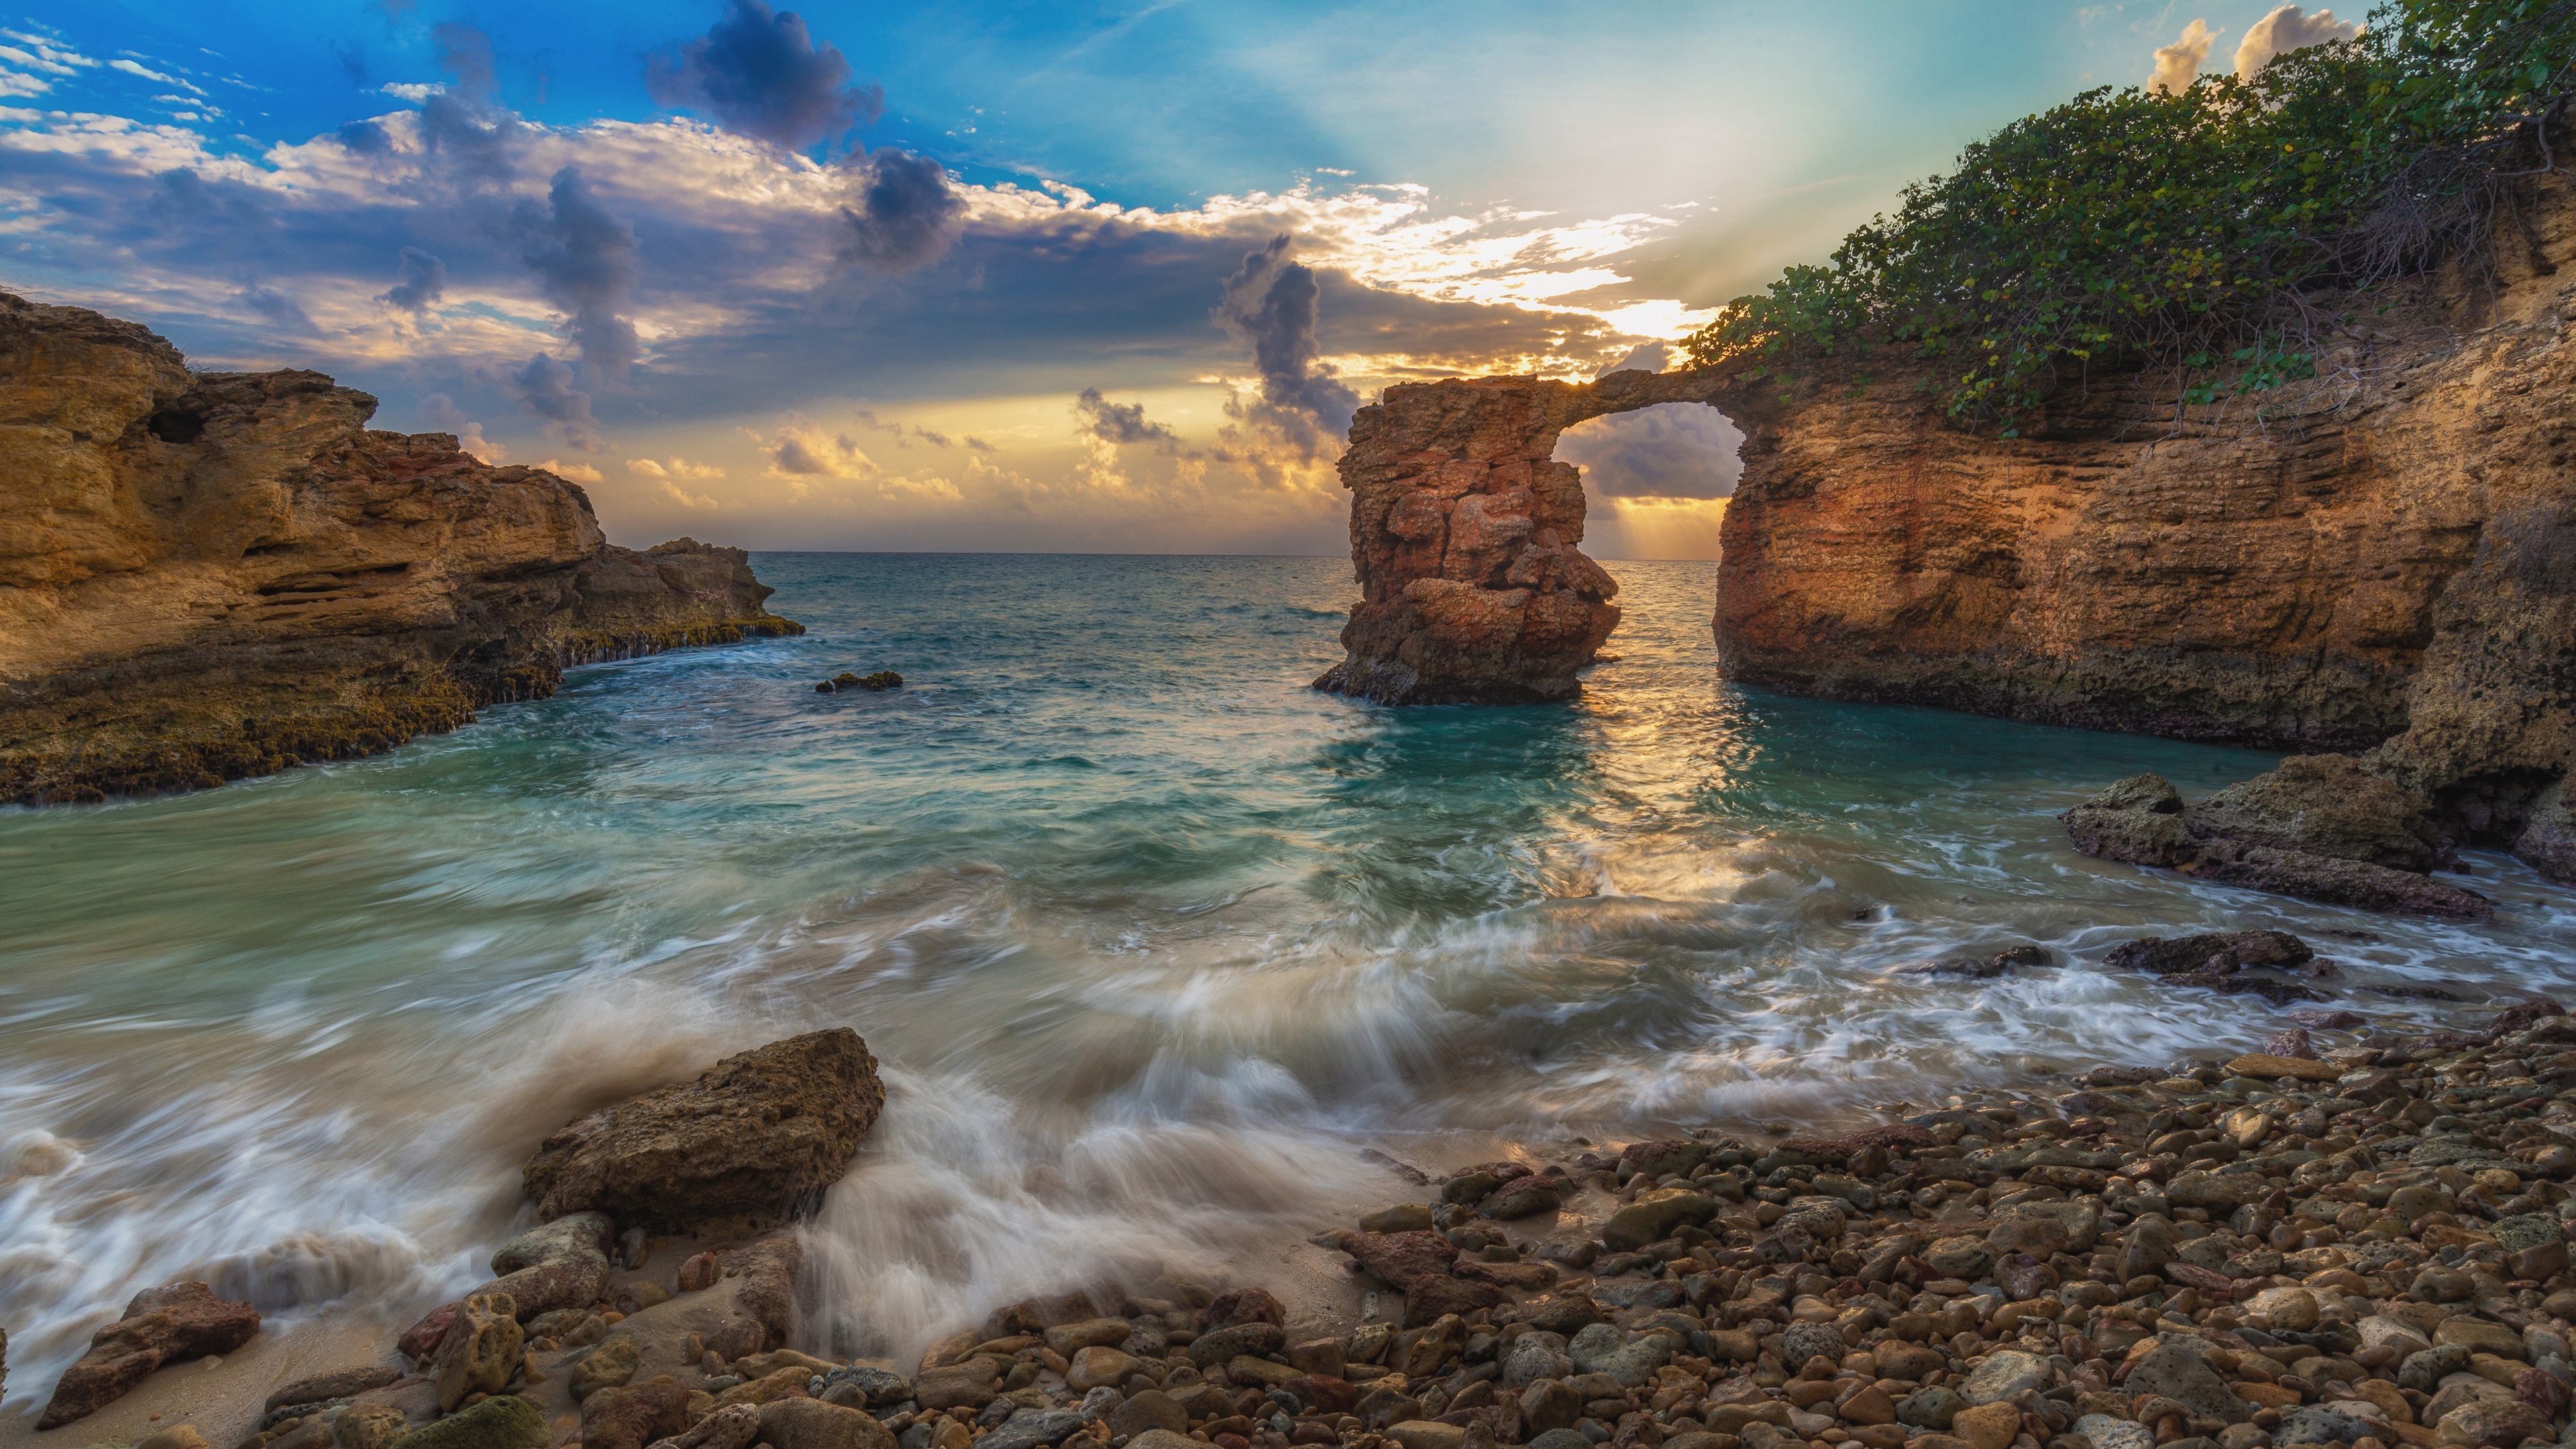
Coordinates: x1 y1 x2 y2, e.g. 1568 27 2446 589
0 0 2362 555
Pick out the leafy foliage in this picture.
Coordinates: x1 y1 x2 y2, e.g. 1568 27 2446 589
1681 0 2576 433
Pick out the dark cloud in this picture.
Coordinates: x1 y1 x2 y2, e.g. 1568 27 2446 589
334 41 367 87
337 119 391 154
1552 401 1741 500
1212 234 1359 458
506 352 605 451
378 246 447 311
433 23 496 101
645 0 883 153
513 166 641 375
837 148 963 272
239 284 319 335
416 23 521 182
1073 386 1185 451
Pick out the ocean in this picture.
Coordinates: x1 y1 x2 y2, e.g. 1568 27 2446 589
3 552 2570 1407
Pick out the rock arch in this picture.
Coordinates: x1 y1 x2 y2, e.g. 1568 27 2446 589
1313 368 1731 704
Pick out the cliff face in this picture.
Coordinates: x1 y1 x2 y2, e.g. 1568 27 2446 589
1709 176 2576 859
1316 370 1728 704
0 293 798 804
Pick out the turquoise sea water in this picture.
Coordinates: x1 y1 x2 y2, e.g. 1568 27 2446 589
3 553 2572 1405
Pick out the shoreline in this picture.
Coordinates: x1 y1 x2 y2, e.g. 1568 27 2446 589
16 994 2576 1449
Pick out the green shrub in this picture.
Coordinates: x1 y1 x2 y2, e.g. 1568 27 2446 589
1682 0 2576 433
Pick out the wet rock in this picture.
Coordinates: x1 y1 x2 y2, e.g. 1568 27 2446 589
1481 1177 1564 1220
1960 1350 2051 1406
2434 1397 2553 1447
759 1399 899 1449
2192 755 2446 872
716 1230 802 1353
1779 1323 1843 1366
482 1212 614 1320
1600 1189 1717 1252
37 1281 262 1429
1951 1401 2022 1449
337 1405 413 1449
1346 1230 1460 1283
2064 775 2198 866
2106 930 2313 975
582 1383 693 1449
815 1366 911 1409
1404 1271 1503 1326
1110 1391 1187 1438
568 1333 643 1401
1923 1234 1994 1279
2273 1406 2380 1444
432 1293 525 1412
647 1404 763 1449
1188 1323 1287 1366
1896 945 2054 979
1898 1387 1967 1430
1065 1347 1140 1391
390 1395 549 1449
2124 1342 2253 1424
678 1252 720 1293
268 1368 402 1413
1360 1205 1434 1234
914 1360 1003 1411
1567 1324 1666 1387
523 1029 885 1231
1201 1288 1285 1330
1504 1332 1572 1389
1042 1319 1134 1356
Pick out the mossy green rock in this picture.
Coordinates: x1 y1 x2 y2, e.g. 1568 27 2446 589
388 1395 546 1449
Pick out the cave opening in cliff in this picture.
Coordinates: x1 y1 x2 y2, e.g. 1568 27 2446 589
1552 400 1743 561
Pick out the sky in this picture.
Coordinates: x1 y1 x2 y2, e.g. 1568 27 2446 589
0 1 2365 557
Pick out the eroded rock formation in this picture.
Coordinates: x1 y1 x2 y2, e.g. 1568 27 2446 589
0 292 801 804
1709 176 2576 878
1315 370 1727 704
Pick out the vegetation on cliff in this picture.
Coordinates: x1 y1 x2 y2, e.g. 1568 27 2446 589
1682 0 2576 431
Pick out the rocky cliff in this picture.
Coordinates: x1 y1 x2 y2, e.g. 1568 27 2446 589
1709 175 2576 874
1315 370 1727 704
0 293 800 805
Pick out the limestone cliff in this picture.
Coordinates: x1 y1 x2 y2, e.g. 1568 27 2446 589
0 292 800 805
1708 174 2576 871
1316 370 1727 704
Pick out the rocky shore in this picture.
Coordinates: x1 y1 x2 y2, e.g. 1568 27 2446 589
0 293 802 806
25 970 2576 1449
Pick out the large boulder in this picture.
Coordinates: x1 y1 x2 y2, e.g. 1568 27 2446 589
2191 755 2447 871
476 1212 613 1321
523 1030 884 1230
38 1281 261 1428
2062 775 2197 866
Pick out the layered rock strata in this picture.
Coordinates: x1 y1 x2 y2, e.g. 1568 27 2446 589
1708 176 2576 875
0 292 800 804
1315 370 1729 704
2063 758 2494 919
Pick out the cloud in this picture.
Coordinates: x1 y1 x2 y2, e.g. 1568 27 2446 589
513 166 641 374
1596 339 1668 378
837 148 963 271
2233 5 2362 80
378 246 447 312
432 23 496 102
423 391 505 462
1073 386 1185 451
1553 401 1742 500
378 83 444 102
0 34 98 76
1212 233 1360 464
538 458 603 482
751 414 876 479
506 353 605 451
238 282 317 334
2149 19 2218 93
645 0 883 153
628 455 725 479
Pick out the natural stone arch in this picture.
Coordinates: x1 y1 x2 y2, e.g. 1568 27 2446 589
1313 368 1732 704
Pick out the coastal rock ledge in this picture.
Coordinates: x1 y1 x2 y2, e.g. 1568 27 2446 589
0 292 802 804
